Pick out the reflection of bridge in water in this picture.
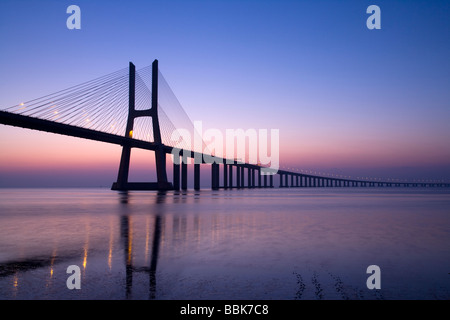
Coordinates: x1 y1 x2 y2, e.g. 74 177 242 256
0 191 258 299
2 190 447 300
0 192 185 299
120 192 162 299
1 60 448 189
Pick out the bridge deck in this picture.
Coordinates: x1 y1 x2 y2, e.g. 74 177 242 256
1 110 449 189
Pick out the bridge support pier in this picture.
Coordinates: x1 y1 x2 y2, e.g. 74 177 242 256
181 162 188 190
194 163 200 191
212 163 219 190
173 162 180 191
113 145 132 191
236 165 241 188
112 60 172 191
252 169 256 188
258 168 262 188
223 164 228 189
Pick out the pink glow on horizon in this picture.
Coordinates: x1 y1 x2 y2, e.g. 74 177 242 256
1 122 450 186
1 126 450 171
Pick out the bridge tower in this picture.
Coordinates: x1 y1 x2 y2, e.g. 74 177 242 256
112 60 173 191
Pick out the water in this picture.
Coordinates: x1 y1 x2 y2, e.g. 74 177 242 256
0 187 449 300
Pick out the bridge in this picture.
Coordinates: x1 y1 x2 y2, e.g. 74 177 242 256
1 60 449 190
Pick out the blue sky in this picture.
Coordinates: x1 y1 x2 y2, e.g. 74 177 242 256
0 0 449 186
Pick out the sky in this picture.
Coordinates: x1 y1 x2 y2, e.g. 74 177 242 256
0 0 449 187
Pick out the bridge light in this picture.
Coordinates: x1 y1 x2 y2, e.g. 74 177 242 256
129 130 133 138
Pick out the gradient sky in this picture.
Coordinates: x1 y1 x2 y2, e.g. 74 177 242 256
1 0 449 187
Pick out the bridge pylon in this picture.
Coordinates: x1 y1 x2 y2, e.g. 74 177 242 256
112 60 173 191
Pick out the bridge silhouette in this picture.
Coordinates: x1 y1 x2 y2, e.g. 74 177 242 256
1 60 449 190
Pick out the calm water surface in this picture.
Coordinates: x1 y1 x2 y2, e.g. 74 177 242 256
0 188 449 300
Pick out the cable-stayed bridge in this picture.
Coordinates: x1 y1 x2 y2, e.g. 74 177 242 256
1 60 449 190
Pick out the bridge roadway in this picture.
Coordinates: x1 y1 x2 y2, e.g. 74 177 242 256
1 110 449 190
